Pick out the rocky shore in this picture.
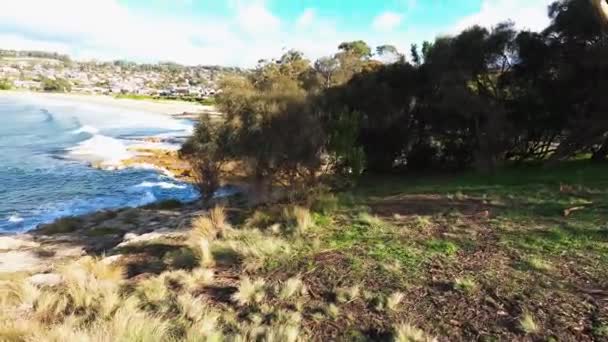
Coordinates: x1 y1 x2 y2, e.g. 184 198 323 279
0 96 211 279
0 200 208 280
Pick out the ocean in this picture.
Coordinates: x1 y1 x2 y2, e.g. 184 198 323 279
0 93 200 233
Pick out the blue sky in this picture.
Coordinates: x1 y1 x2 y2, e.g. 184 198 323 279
0 0 553 66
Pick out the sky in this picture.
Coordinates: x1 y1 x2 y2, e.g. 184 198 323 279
0 0 554 67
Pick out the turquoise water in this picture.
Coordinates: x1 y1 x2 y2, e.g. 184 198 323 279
0 94 199 233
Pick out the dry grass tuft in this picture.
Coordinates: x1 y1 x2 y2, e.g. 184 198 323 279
394 322 437 342
196 238 215 267
279 276 307 300
191 205 227 241
232 277 266 306
526 256 554 272
283 206 313 235
335 284 360 303
182 268 215 292
454 277 477 294
326 303 340 319
215 229 290 270
386 291 405 312
519 311 540 334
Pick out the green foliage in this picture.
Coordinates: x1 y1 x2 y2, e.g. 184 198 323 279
180 116 230 199
41 77 71 92
338 40 372 58
37 216 83 234
0 78 12 90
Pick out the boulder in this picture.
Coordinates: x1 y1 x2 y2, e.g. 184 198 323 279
27 273 63 287
0 236 39 250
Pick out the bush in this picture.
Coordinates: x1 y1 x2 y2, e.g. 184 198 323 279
180 116 229 200
0 78 12 90
41 77 71 92
37 217 83 234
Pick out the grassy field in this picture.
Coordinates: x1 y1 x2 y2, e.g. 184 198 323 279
2 161 607 341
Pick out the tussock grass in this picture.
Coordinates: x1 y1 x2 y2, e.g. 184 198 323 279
214 228 290 270
386 291 405 312
137 275 171 303
357 211 385 227
519 311 540 334
311 192 339 214
284 206 313 235
232 277 266 306
195 238 215 267
326 303 340 319
279 276 307 300
525 256 554 271
245 209 275 229
410 215 433 230
191 205 227 241
454 277 477 294
393 322 436 342
335 285 361 303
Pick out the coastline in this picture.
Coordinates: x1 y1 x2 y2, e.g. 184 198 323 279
1 90 204 235
0 89 220 118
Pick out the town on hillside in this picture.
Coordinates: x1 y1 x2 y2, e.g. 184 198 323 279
0 49 241 101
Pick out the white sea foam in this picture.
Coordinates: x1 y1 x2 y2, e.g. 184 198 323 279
7 214 24 223
134 181 187 190
67 134 133 168
71 125 100 135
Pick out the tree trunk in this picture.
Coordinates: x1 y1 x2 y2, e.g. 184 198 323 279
592 136 608 162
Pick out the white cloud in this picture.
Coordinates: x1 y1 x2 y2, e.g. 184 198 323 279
297 9 316 28
235 1 281 35
0 0 554 67
372 11 404 32
452 0 552 33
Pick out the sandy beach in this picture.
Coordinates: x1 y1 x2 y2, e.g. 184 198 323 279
0 90 216 116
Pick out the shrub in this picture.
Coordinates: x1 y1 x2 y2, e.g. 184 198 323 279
0 78 13 90
41 77 71 92
180 116 229 200
37 216 83 234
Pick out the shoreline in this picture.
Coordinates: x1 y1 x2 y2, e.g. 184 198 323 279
1 90 204 234
0 89 220 118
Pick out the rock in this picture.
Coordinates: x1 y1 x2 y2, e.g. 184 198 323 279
101 254 124 265
118 231 182 247
54 247 85 258
0 236 39 250
0 251 42 273
27 273 63 287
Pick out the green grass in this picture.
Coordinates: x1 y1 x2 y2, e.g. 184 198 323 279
12 160 608 341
